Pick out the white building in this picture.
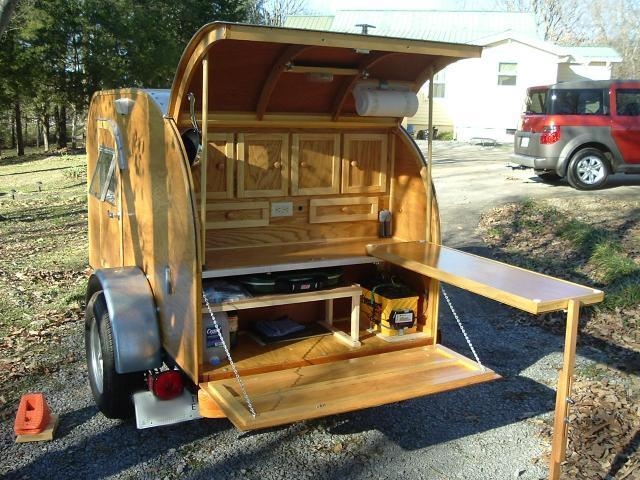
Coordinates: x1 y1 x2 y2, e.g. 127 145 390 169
285 10 622 143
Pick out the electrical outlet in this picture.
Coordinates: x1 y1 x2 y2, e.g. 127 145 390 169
271 201 293 217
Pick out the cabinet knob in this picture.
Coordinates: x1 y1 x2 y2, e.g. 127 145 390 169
216 162 225 171
225 211 236 220
272 161 282 169
300 161 308 168
350 160 359 168
341 207 350 213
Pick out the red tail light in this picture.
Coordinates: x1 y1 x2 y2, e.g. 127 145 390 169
540 125 560 144
147 370 184 400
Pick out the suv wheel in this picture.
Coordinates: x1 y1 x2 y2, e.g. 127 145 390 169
566 148 609 190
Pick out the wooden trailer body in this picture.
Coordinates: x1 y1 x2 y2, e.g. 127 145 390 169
85 23 603 478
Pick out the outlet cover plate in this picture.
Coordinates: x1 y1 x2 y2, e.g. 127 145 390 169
271 201 293 217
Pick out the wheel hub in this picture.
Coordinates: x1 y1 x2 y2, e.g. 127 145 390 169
89 320 104 394
576 156 605 185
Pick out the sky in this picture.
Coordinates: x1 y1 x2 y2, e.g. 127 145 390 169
303 0 502 15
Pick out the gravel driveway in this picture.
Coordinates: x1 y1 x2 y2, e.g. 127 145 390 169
2 140 637 480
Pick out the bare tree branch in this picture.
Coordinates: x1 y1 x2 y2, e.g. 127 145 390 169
589 0 640 78
249 0 307 27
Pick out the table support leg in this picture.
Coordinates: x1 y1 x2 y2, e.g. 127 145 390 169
549 298 580 480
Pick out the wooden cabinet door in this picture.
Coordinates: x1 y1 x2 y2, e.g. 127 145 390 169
237 133 289 198
192 134 234 200
291 133 340 195
341 133 388 194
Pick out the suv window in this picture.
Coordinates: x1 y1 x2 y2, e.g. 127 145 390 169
616 89 640 116
548 89 604 115
525 89 547 114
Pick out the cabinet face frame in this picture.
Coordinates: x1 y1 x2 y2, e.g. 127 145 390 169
341 133 388 194
291 133 341 196
237 133 289 198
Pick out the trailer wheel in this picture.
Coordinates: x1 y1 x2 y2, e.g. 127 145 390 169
85 291 143 419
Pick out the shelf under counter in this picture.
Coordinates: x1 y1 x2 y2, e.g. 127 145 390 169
202 237 401 278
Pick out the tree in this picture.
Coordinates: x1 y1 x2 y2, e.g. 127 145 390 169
590 0 640 78
499 0 587 43
248 0 307 26
0 0 19 37
0 19 35 155
0 0 261 153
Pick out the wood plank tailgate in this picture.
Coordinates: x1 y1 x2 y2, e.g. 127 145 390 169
200 345 500 430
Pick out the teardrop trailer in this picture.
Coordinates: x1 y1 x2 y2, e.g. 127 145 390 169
84 23 603 479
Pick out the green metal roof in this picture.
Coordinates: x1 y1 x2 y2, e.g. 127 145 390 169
286 11 621 63
285 10 539 44
563 46 623 63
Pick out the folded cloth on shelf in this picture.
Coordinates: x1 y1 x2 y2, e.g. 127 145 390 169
203 280 252 303
253 316 305 338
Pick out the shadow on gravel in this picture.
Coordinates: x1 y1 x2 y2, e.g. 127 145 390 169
4 407 228 480
526 173 640 189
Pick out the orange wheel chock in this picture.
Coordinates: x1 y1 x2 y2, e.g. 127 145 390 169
14 392 52 436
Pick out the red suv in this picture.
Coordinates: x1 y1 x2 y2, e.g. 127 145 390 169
512 80 640 189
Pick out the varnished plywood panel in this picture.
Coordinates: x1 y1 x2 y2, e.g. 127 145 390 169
192 134 235 200
367 241 604 313
309 196 379 223
341 133 388 194
291 133 340 195
204 201 269 229
237 133 289 198
201 345 499 430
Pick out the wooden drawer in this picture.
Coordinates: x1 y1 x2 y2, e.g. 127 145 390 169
204 201 269 229
309 196 379 223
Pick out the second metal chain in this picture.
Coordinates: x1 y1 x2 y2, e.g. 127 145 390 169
440 285 486 372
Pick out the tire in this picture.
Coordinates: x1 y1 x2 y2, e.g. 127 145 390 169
566 148 610 190
85 291 143 419
534 170 561 182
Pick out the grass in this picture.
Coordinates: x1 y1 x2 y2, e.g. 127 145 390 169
479 197 640 363
481 198 640 311
0 149 88 416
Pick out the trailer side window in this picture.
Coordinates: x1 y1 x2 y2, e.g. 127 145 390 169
89 146 117 205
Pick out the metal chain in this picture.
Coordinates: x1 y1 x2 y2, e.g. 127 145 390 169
202 292 257 418
440 285 486 372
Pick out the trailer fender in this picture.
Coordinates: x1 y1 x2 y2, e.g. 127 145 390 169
86 267 162 373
